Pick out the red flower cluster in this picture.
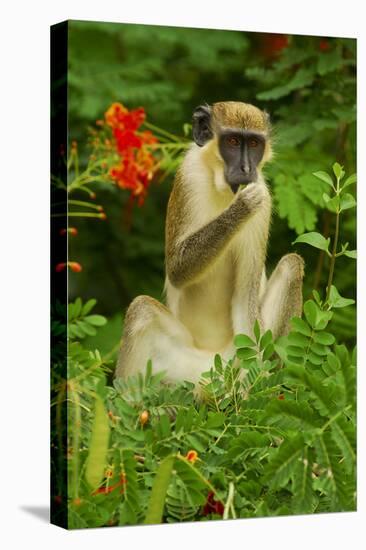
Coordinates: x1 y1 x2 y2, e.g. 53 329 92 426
104 102 158 206
202 491 224 517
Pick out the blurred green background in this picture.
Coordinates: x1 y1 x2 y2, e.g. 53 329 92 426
67 20 356 355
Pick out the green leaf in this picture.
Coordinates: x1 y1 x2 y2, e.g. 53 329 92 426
286 345 304 358
76 320 97 336
291 317 312 336
313 171 334 187
343 250 357 259
85 396 110 489
313 332 335 345
303 301 318 327
68 323 84 339
237 348 257 360
254 320 261 343
265 400 319 429
69 297 82 321
81 298 97 315
342 173 356 189
293 232 330 253
264 434 304 489
144 455 175 524
85 314 107 326
331 418 356 474
234 334 256 348
304 300 332 330
274 174 317 234
288 332 309 347
119 451 140 525
328 286 355 309
314 433 351 509
257 67 315 101
311 343 330 356
333 162 344 180
317 49 344 76
299 173 329 206
260 330 273 351
262 343 275 360
292 447 314 514
205 412 226 429
339 193 356 211
214 354 223 373
323 193 340 213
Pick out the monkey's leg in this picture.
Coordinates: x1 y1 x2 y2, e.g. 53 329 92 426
115 295 216 385
260 253 304 339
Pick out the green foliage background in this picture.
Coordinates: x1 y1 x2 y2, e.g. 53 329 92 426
53 21 357 528
67 21 356 351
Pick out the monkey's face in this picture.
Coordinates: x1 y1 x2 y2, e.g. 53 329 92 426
192 102 271 193
218 130 265 193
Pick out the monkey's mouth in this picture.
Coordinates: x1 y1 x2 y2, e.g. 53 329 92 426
230 182 251 194
230 183 241 194
227 172 257 193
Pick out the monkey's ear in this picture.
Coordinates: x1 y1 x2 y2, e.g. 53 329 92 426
192 104 213 146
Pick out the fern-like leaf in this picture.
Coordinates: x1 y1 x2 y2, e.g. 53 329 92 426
264 434 304 489
330 417 356 475
292 447 314 514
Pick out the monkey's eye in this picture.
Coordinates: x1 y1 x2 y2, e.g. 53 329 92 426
248 138 259 148
226 136 240 147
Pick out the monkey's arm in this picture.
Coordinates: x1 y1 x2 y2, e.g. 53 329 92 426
166 184 264 288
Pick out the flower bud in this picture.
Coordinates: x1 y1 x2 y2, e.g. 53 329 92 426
186 450 198 463
140 410 149 426
68 262 82 273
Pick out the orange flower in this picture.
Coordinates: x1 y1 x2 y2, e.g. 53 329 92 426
105 102 129 128
186 450 198 464
105 103 145 132
140 130 158 145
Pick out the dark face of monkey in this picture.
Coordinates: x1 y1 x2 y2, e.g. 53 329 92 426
218 130 265 193
192 103 267 194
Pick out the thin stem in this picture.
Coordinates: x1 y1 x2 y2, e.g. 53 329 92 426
52 212 104 219
326 206 340 302
70 386 81 499
68 199 103 211
223 482 236 520
143 121 184 143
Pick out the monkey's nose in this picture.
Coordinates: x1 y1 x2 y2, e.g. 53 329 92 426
241 165 250 175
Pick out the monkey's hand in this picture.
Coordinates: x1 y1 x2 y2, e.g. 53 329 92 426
236 182 266 214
